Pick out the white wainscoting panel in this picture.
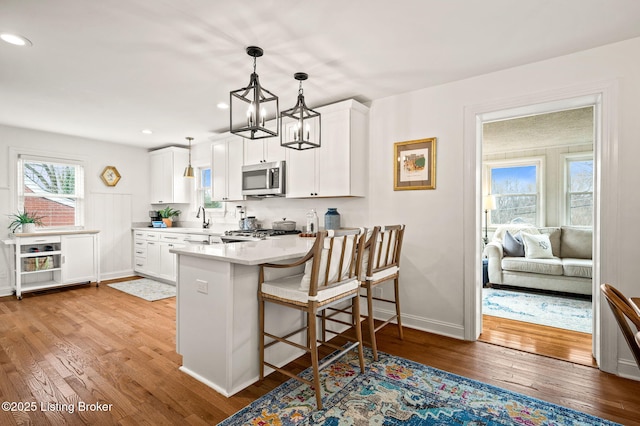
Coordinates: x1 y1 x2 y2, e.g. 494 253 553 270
90 192 134 280
0 187 13 296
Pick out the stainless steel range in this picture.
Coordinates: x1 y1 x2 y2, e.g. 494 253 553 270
224 229 301 241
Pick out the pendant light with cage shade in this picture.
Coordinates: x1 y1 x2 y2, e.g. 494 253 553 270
280 72 321 150
229 46 279 140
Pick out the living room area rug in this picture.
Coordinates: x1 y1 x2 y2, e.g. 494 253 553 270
107 278 176 301
219 347 616 425
482 287 592 333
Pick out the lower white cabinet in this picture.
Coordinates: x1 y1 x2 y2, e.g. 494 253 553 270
61 234 98 284
133 230 187 283
5 231 101 299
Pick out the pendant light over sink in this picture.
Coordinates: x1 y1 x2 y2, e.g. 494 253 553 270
280 72 321 150
183 137 195 178
229 46 279 140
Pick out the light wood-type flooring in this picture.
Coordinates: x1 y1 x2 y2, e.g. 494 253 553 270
0 280 638 425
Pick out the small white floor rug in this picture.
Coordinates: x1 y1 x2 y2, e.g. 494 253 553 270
108 278 176 301
482 288 592 333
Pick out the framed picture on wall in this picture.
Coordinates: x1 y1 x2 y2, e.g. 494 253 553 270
394 137 436 190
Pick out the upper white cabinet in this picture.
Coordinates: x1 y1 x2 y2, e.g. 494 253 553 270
243 120 285 165
286 99 368 198
149 147 191 204
212 135 244 202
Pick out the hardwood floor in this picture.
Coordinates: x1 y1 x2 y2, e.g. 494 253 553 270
0 280 638 425
480 314 597 367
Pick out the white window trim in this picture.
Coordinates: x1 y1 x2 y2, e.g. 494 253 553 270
9 147 87 230
483 156 545 227
561 152 594 226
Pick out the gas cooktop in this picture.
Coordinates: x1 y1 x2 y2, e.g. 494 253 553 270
224 229 301 238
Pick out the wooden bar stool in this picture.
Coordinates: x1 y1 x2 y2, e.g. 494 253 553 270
360 225 405 361
601 283 640 368
258 228 367 410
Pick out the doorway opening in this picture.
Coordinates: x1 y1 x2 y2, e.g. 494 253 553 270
475 95 601 366
478 106 595 364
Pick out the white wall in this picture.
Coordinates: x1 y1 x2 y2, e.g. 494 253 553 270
367 36 640 374
0 124 151 295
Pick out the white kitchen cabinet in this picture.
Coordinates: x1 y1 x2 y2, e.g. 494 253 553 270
159 234 185 281
133 230 187 283
243 119 284 165
212 135 244 202
244 134 286 165
4 231 100 299
149 147 192 204
285 99 368 198
61 234 98 284
146 240 161 278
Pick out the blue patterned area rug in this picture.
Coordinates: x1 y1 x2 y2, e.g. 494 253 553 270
219 348 616 425
107 278 175 301
483 288 592 333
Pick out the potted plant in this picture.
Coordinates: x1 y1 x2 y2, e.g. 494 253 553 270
8 209 44 233
158 206 181 228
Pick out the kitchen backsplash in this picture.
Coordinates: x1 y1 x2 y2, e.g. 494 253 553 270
165 197 370 232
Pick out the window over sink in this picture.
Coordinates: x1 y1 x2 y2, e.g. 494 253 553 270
197 166 222 211
17 154 85 229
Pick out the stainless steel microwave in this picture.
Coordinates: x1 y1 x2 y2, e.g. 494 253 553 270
241 161 286 197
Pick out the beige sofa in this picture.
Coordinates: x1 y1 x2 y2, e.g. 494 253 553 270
483 225 593 296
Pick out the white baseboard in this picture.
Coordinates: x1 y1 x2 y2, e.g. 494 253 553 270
99 269 136 281
617 359 640 381
0 285 14 297
374 307 465 340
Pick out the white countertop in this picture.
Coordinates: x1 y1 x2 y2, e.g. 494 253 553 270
132 227 224 235
3 229 100 244
169 234 316 265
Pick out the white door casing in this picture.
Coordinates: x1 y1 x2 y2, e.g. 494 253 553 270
462 79 619 373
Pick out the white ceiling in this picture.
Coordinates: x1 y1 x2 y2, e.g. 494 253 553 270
2 0 640 150
483 107 594 154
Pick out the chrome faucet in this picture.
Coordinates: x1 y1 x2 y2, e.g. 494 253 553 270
196 206 210 229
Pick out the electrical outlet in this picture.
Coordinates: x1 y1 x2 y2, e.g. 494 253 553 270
196 279 208 294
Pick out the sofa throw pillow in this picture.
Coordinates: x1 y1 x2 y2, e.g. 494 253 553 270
560 226 592 259
503 230 525 257
492 225 540 243
522 233 554 259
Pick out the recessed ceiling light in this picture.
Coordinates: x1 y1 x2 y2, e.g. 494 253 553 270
141 129 153 134
217 102 229 109
0 33 33 47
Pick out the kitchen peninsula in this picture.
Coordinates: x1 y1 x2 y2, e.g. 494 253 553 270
169 235 315 396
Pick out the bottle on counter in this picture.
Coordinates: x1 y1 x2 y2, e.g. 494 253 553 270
324 208 341 230
306 209 319 234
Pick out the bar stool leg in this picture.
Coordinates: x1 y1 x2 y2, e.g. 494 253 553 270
365 282 379 361
394 277 404 339
308 308 323 409
258 296 265 380
353 294 366 372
